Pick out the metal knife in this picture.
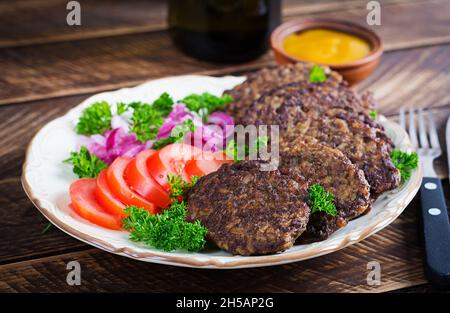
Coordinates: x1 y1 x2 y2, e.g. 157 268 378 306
422 115 450 287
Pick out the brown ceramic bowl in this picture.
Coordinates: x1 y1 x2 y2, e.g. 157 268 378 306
270 18 383 85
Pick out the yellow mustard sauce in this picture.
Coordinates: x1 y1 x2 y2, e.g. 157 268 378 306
283 28 371 65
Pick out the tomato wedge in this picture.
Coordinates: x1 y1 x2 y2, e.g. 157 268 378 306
124 149 170 208
147 143 202 191
70 178 122 230
96 169 127 219
107 156 159 214
184 152 233 178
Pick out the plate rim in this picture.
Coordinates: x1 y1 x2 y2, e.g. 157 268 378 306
21 74 424 269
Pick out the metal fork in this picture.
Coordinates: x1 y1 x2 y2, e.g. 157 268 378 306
400 107 450 287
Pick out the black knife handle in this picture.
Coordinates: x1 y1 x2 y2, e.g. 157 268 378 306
420 177 450 287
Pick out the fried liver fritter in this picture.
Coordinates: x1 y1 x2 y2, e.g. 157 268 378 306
279 141 371 243
225 63 341 124
186 161 310 256
242 82 400 198
224 62 384 132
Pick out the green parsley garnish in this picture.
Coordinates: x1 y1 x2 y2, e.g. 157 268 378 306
64 146 107 178
248 136 268 156
390 149 418 182
308 184 337 216
116 102 129 115
152 119 197 150
122 175 206 252
309 64 327 83
152 92 174 116
225 136 269 162
180 93 233 118
76 101 112 135
167 174 199 201
128 93 175 142
150 137 175 150
122 204 207 252
225 140 238 161
369 110 378 119
128 101 164 142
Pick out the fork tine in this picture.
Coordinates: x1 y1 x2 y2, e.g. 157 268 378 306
418 108 429 148
428 110 440 149
409 108 419 148
399 107 406 129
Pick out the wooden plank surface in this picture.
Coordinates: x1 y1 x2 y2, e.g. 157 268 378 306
0 177 88 265
0 0 449 106
357 45 450 113
0 31 272 106
0 0 168 48
0 195 427 292
0 0 424 49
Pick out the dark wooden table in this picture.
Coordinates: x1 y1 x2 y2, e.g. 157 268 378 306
1 0 450 293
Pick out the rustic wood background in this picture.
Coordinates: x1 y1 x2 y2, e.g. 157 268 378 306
1 0 450 293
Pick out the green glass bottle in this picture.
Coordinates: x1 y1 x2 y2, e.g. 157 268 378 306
168 0 281 63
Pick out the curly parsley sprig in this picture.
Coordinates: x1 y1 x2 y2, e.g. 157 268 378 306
167 174 199 201
76 101 112 135
180 93 233 119
368 110 378 120
122 203 207 252
308 184 337 216
128 101 164 142
225 136 268 162
64 146 107 178
390 149 418 182
152 119 197 150
122 175 206 252
309 65 327 83
152 92 175 116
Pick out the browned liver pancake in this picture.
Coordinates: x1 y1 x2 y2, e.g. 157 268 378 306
242 81 392 147
279 141 371 243
242 82 400 198
186 161 310 256
225 63 382 128
225 63 341 124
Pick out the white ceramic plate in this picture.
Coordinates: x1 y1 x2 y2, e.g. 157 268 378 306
22 75 423 269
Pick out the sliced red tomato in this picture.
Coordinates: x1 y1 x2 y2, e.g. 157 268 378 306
124 149 170 208
107 156 159 214
184 152 233 178
70 178 122 230
147 143 202 191
96 169 127 219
